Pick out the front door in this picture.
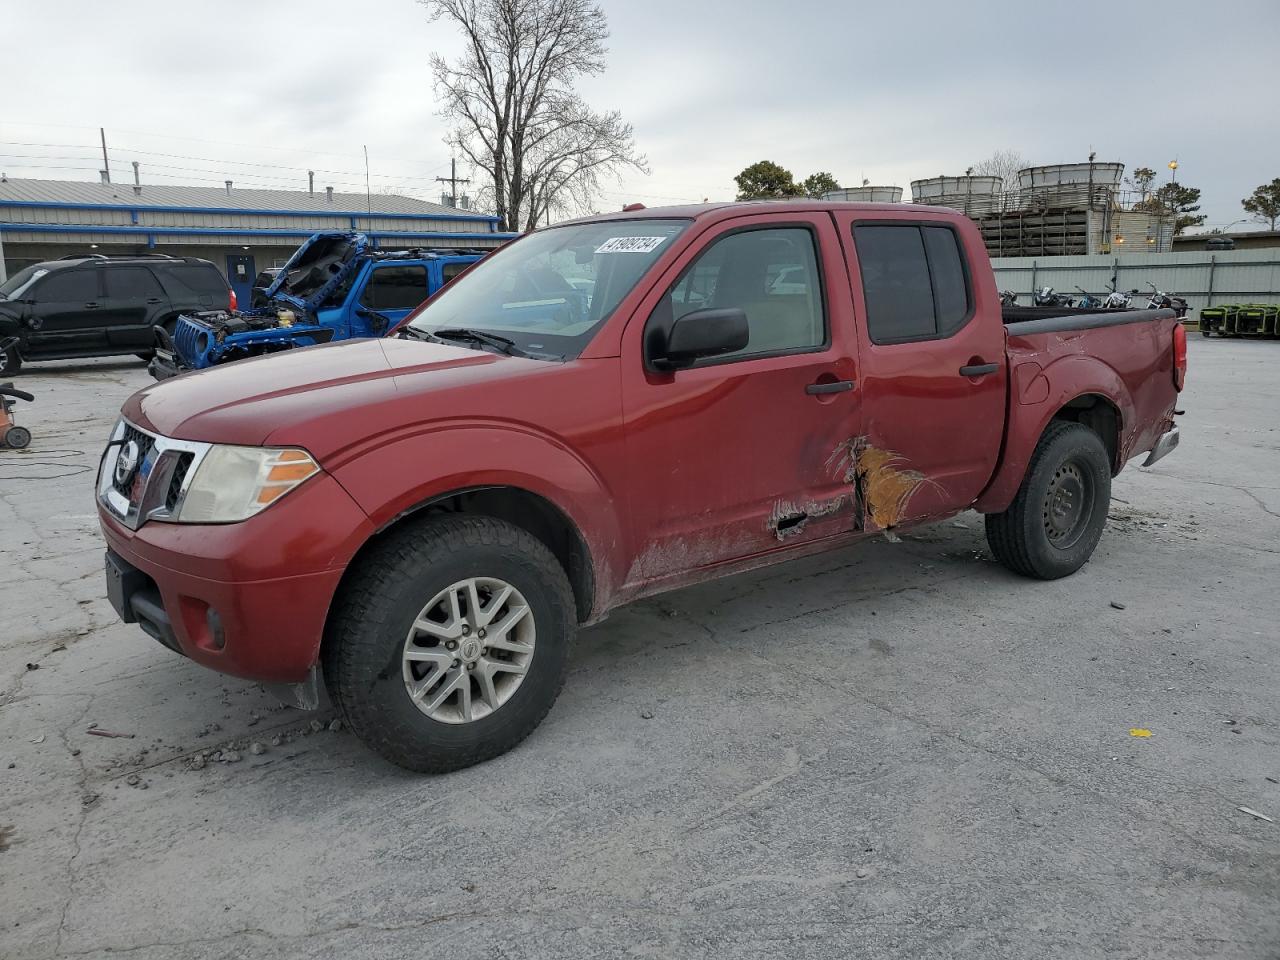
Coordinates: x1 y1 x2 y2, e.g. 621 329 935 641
354 264 431 336
25 267 105 355
225 254 255 310
619 212 863 589
830 211 1007 527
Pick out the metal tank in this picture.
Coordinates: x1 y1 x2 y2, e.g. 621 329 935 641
909 176 1003 214
821 186 903 203
1016 162 1124 209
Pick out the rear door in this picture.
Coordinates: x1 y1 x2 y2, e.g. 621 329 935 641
830 211 1006 527
100 266 167 348
25 267 105 355
619 212 863 586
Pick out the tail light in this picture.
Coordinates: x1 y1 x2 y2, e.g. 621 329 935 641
228 287 238 312
1172 322 1187 391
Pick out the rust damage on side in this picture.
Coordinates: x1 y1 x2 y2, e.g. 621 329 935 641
827 437 937 541
765 437 940 542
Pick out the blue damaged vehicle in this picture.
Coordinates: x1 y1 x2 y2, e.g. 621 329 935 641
150 232 487 380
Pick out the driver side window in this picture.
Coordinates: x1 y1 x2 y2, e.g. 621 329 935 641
659 226 826 364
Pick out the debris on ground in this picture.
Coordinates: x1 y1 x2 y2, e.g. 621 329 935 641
856 867 870 879
249 741 266 756
1110 601 1127 610
309 719 325 733
1129 728 1153 738
125 774 143 788
188 753 207 770
86 728 134 739
25 662 38 671
460 881 476 892
222 750 242 763
81 793 99 806
29 734 45 744
328 719 342 732
1237 806 1274 824
1266 776 1279 785
640 709 654 720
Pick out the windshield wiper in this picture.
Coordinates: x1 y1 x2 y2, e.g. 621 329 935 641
430 327 530 358
397 325 434 342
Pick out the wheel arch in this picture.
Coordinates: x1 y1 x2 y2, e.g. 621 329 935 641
976 353 1135 514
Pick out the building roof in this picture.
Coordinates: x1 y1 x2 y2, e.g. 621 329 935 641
0 177 494 221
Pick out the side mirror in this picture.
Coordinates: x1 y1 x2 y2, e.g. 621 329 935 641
356 306 391 333
654 307 749 371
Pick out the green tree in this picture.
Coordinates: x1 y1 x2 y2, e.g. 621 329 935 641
1242 178 1280 231
1127 166 1158 202
734 160 804 200
801 171 840 199
1154 182 1206 234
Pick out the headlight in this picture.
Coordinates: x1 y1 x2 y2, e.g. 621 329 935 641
174 446 320 523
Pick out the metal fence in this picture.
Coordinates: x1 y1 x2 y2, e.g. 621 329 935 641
991 248 1280 313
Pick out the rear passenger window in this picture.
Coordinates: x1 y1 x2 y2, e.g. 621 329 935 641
160 264 229 303
853 224 972 343
442 262 469 285
105 267 165 300
660 227 825 362
37 270 99 302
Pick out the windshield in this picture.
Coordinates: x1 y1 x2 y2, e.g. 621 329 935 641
0 266 49 300
406 218 689 359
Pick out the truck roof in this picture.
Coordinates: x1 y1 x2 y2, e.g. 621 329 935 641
563 199 964 225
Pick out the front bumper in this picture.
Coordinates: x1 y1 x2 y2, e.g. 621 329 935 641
98 471 375 684
1142 424 1180 467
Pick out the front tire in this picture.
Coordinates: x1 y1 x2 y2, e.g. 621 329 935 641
985 421 1112 580
323 515 575 773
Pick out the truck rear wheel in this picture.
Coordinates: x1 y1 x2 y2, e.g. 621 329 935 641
984 421 1111 580
323 515 575 773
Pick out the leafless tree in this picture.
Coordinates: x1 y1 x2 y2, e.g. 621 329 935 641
971 149 1029 190
421 0 648 231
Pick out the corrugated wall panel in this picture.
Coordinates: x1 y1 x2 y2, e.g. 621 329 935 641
991 250 1280 311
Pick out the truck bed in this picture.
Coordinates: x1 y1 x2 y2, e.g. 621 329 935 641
1002 307 1176 335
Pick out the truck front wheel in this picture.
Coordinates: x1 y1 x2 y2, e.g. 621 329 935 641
323 515 575 773
985 421 1112 580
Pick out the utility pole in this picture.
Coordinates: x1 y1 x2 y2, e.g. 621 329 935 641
363 145 372 215
100 127 110 183
436 159 471 209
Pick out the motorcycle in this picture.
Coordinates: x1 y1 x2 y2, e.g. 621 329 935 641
1074 286 1104 310
1143 282 1189 318
1033 286 1075 308
1103 288 1133 309
999 290 1018 307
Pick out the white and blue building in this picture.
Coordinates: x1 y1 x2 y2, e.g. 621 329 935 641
0 177 515 305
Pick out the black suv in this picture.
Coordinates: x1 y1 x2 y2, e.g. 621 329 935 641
0 254 233 375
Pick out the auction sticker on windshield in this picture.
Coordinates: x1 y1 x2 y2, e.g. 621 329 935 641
595 236 668 254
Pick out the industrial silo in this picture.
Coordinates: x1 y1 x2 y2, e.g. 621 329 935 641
909 176 1003 215
821 186 904 203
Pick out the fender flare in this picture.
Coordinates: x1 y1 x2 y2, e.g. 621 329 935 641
327 421 626 615
974 354 1134 515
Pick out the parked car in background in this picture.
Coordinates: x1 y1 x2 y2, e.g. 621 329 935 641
150 233 488 379
99 200 1185 774
0 254 233 375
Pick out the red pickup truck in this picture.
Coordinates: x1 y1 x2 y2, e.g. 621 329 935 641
97 201 1185 772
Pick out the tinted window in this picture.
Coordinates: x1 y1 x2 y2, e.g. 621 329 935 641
361 266 429 310
922 226 970 334
854 224 971 343
441 262 469 285
160 264 230 301
105 266 165 300
37 269 99 301
662 227 825 361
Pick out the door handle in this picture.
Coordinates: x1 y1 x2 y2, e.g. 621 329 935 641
805 379 855 396
146 298 163 304
959 363 999 377
83 302 100 309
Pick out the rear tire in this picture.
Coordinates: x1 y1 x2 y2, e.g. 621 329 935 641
985 421 1112 580
322 515 575 773
0 344 21 376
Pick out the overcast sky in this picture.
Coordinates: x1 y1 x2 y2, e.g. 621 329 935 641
3 0 1277 230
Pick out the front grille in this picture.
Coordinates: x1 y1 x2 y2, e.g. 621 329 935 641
111 424 156 497
165 453 193 511
173 316 207 365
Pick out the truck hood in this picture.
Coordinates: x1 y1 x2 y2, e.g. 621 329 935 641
260 231 369 315
125 337 537 451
